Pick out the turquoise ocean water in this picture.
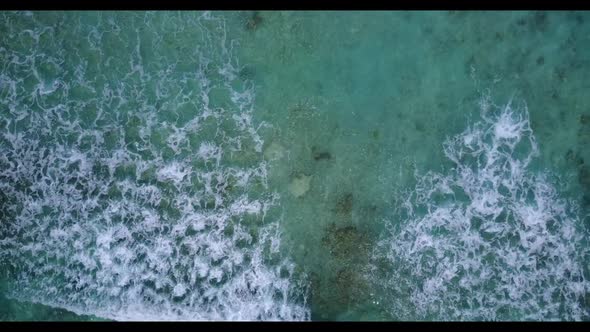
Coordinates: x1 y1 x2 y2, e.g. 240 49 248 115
0 11 589 321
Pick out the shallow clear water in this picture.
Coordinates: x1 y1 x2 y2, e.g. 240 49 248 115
0 11 589 321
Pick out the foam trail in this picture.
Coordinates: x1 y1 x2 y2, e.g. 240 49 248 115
371 94 590 321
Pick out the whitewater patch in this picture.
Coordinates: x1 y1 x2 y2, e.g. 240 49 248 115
0 11 309 321
371 95 590 321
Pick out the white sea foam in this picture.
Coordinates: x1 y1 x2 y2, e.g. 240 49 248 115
156 162 191 185
0 11 309 321
371 95 590 320
197 141 223 165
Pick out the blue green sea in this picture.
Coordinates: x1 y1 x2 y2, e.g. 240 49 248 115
1 11 590 321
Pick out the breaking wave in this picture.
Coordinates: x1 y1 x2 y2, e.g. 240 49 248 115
371 94 590 321
0 11 309 321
